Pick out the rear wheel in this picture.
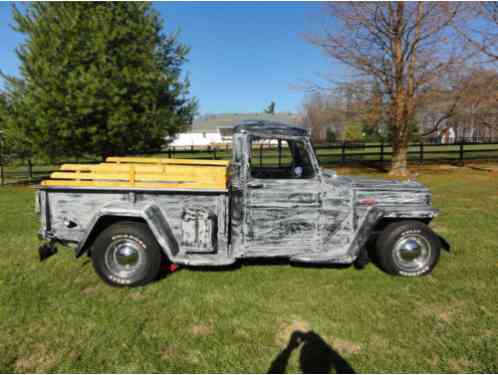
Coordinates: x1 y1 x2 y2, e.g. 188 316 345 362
91 221 162 287
376 221 441 277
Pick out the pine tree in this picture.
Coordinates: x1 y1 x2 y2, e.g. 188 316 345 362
3 3 196 159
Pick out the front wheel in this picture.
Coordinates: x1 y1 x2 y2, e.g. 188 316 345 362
91 221 163 287
376 221 441 277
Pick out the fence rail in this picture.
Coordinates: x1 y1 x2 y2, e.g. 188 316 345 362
2 139 498 186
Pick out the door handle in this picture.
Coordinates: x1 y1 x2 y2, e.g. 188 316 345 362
247 182 264 189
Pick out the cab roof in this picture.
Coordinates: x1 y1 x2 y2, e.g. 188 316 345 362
233 121 308 137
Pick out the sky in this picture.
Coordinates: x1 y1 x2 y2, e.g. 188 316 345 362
0 2 341 115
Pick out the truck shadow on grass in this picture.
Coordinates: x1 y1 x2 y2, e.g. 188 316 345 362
268 330 356 374
184 258 355 272
156 258 358 281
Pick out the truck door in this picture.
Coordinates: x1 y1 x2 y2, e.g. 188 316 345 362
244 136 322 255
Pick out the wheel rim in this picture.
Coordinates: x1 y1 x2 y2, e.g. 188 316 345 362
393 234 431 272
104 238 146 279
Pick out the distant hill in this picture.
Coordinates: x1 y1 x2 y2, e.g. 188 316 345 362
190 112 301 133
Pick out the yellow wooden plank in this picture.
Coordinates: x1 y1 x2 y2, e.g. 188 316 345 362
44 157 230 189
41 179 225 190
61 163 227 175
61 168 227 182
106 156 230 166
50 171 226 184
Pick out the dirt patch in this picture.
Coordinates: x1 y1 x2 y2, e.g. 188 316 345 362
191 324 212 336
161 345 177 360
418 164 461 171
15 344 56 372
275 320 311 346
467 164 498 172
420 302 464 323
130 292 145 301
439 311 450 322
329 337 361 355
81 285 99 295
449 358 478 372
429 354 441 367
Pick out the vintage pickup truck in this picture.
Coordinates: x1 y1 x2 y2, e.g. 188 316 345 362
37 121 446 287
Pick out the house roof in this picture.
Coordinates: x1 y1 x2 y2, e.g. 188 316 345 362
234 121 308 137
190 112 300 132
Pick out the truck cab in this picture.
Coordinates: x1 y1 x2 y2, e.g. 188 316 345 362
37 121 445 287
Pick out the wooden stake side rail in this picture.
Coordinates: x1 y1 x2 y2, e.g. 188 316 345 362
41 157 230 190
106 156 230 166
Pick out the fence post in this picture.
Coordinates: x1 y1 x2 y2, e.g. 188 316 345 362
168 148 172 159
0 156 3 187
278 140 282 167
419 142 424 164
259 143 263 167
459 140 464 166
380 142 384 166
213 147 217 160
27 159 33 183
341 142 346 165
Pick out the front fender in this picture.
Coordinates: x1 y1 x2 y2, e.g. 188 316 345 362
75 202 179 258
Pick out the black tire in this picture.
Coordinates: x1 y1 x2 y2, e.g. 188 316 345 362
376 220 441 277
91 221 162 287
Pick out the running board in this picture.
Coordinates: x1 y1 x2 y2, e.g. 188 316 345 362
290 254 355 264
171 254 236 266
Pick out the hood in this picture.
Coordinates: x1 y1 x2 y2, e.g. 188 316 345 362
350 176 430 193
321 169 432 207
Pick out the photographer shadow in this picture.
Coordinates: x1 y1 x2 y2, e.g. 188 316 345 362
268 331 356 374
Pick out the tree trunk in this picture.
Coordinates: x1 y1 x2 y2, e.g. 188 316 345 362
390 140 409 176
389 4 409 178
389 122 409 176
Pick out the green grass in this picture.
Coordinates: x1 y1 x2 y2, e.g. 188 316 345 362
1 166 497 373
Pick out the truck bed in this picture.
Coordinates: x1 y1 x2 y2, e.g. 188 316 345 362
41 157 231 191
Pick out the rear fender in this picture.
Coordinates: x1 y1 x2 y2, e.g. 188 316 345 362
75 202 179 259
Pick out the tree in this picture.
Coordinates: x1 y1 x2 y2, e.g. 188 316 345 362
0 78 36 161
264 101 276 114
2 3 196 160
300 92 342 143
416 67 497 140
343 120 363 141
307 3 464 175
455 2 498 63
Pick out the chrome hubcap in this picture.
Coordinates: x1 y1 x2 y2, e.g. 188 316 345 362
393 234 431 272
105 239 145 279
115 245 139 267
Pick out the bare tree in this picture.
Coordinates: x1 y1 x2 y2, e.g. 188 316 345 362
301 93 341 143
307 2 464 175
455 2 498 63
419 68 498 139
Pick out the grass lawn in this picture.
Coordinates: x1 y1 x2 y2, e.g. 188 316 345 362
0 165 497 373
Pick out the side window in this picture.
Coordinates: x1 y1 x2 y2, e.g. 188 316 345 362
249 137 314 179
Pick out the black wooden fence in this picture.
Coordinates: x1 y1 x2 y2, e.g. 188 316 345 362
2 138 498 186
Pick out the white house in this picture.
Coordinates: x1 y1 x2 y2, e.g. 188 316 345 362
167 112 301 148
